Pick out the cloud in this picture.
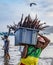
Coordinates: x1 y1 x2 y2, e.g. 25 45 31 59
0 0 53 32
45 12 53 17
43 26 53 34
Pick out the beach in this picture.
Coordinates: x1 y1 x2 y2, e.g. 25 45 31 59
0 36 53 65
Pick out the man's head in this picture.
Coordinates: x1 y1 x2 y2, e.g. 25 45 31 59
35 36 45 48
37 37 45 43
4 35 8 39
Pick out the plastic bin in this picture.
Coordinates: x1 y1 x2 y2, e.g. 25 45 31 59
15 27 38 45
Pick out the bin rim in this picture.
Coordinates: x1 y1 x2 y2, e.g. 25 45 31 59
15 27 39 33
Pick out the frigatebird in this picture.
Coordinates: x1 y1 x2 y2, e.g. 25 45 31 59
30 3 37 7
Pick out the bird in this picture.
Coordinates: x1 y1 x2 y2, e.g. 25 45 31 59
30 3 37 7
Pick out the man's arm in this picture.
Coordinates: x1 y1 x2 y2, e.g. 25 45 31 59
21 45 28 58
38 34 50 49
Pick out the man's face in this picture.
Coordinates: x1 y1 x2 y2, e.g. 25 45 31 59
36 41 44 48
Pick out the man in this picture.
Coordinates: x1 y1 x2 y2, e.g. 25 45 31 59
1 35 10 59
19 34 50 65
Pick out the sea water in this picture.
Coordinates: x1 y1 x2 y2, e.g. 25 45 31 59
0 36 53 65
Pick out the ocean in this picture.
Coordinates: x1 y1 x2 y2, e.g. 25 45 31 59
0 36 53 65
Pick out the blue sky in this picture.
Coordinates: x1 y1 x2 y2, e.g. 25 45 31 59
0 0 53 32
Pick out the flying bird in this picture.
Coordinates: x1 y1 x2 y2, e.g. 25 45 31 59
30 3 37 7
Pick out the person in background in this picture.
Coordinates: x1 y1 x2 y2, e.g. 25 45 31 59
19 34 50 65
1 35 10 59
6 14 50 64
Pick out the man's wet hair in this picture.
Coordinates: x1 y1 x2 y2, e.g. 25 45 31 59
4 35 8 38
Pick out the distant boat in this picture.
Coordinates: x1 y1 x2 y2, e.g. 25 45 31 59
0 32 14 36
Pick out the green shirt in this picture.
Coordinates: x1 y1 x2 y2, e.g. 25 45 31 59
27 45 42 58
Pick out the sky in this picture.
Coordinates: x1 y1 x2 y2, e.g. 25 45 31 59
0 0 53 32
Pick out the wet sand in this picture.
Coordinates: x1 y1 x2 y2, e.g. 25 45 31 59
0 45 53 65
0 45 21 65
0 36 53 65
